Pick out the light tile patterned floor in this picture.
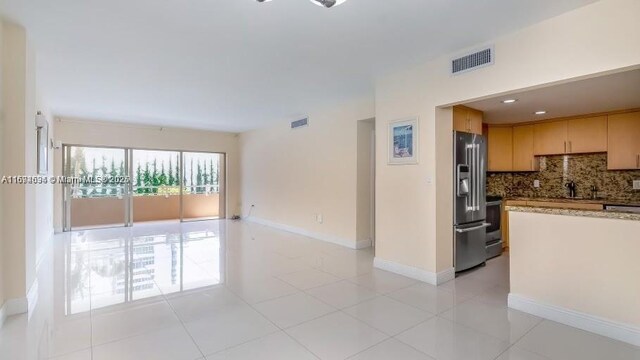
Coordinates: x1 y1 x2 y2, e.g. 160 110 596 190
1 220 638 359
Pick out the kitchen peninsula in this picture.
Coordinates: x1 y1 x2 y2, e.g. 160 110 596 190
481 108 640 346
506 202 640 346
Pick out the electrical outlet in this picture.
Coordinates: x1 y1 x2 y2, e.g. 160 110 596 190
534 180 540 188
316 213 323 224
633 180 640 190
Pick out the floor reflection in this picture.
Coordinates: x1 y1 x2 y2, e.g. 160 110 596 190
65 221 225 314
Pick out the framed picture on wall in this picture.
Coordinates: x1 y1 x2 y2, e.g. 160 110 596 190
388 117 418 165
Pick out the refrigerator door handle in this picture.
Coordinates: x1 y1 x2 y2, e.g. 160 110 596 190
466 144 473 211
455 223 490 233
477 143 482 211
473 143 477 211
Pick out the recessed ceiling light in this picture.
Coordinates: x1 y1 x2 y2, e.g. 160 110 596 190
535 111 547 115
501 99 517 104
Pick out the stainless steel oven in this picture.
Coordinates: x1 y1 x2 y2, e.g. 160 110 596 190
485 196 503 259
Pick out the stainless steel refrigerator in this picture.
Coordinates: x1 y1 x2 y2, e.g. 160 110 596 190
453 131 488 272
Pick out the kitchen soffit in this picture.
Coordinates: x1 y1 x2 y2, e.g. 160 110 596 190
467 69 640 124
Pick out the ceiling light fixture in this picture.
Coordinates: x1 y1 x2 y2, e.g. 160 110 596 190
256 0 347 8
501 99 517 104
309 0 347 8
534 111 547 115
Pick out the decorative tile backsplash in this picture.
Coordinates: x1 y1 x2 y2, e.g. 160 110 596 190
487 153 640 201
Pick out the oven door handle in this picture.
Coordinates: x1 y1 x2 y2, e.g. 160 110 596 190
486 201 502 207
455 223 490 233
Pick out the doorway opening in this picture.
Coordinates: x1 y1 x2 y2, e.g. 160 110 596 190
357 118 375 248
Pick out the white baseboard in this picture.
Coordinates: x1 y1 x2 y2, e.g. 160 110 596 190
245 216 369 250
373 257 455 286
0 297 28 329
508 293 640 347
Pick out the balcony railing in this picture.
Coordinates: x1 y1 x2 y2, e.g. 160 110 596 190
71 185 220 199
69 186 221 227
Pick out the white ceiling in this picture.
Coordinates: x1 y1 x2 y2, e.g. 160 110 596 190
467 69 640 124
1 0 598 132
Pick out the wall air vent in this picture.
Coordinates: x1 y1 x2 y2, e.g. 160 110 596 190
451 46 494 75
291 117 309 129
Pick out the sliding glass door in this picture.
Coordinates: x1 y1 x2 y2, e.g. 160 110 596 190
132 150 181 222
63 145 130 230
181 152 225 221
63 147 226 231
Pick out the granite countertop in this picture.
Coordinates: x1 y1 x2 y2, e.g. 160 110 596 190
505 205 640 221
503 196 640 207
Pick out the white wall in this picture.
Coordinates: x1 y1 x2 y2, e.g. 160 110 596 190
374 0 640 276
52 118 241 231
0 19 52 315
23 26 38 298
1 20 28 305
0 18 4 309
240 98 374 248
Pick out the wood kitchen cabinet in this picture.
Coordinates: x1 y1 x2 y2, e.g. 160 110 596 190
487 126 513 171
453 105 483 135
534 120 567 155
567 116 608 154
513 125 537 171
608 111 640 170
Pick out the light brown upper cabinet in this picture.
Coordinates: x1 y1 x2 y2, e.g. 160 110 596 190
533 120 567 155
513 125 537 171
608 111 640 170
487 126 513 171
453 105 483 135
567 116 608 154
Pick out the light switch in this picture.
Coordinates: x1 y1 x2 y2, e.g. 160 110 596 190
534 180 540 188
633 180 640 190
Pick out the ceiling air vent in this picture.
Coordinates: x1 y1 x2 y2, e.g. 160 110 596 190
291 117 309 129
451 46 494 75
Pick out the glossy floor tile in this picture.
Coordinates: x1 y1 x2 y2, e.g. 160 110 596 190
205 332 317 360
346 269 417 294
342 296 433 336
348 338 435 360
286 312 387 360
515 321 640 360
276 268 341 290
183 304 279 356
439 299 542 343
395 316 511 360
305 280 379 309
253 292 336 329
1 220 638 360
